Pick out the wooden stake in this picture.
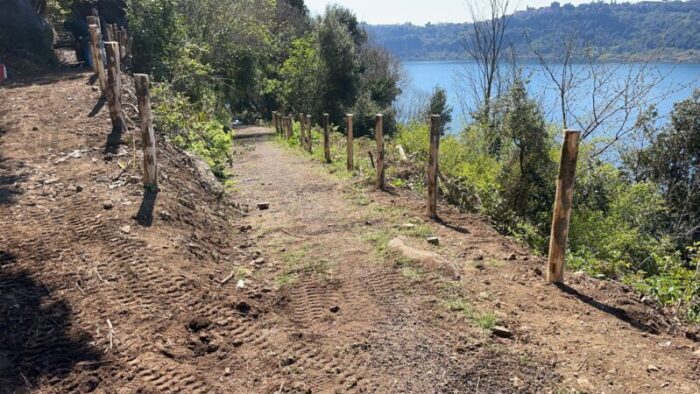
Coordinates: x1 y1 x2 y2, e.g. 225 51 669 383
86 17 99 74
88 24 106 94
428 114 441 219
134 74 158 188
104 42 125 134
323 113 331 163
375 114 385 190
547 130 581 283
116 27 125 60
346 114 354 171
298 113 305 146
306 115 312 153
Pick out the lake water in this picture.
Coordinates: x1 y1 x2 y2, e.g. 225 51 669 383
400 61 700 134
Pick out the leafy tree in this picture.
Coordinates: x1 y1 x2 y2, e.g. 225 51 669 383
317 6 361 125
279 34 324 116
425 87 452 134
497 75 555 222
636 90 700 246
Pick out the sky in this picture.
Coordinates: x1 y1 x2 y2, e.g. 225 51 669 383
304 0 642 25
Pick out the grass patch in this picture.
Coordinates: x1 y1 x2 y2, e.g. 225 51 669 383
399 223 434 238
401 266 422 280
277 245 331 286
486 258 504 267
276 272 298 287
442 298 497 330
345 189 371 206
362 228 395 257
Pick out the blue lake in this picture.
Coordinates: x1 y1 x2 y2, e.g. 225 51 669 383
400 61 700 134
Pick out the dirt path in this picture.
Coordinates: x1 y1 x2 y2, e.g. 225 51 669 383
230 135 700 393
1 72 698 393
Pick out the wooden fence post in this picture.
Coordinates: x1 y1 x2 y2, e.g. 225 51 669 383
272 111 277 134
86 17 99 74
104 42 125 133
134 74 158 188
323 113 331 163
306 114 312 153
547 130 581 283
283 117 289 140
298 113 305 146
375 114 385 190
428 114 441 219
88 24 106 94
346 114 354 171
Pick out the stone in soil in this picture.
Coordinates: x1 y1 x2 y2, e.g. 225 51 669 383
188 317 212 332
426 236 439 245
491 326 513 338
256 202 270 210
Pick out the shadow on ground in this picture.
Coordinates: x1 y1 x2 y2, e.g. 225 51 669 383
0 252 102 391
136 188 158 227
0 124 27 206
556 283 661 333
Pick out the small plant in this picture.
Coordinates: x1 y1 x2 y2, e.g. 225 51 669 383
401 266 422 281
442 298 498 330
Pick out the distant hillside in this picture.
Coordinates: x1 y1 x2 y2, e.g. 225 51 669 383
365 1 700 62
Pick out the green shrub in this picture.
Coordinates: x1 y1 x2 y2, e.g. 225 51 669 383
152 84 233 178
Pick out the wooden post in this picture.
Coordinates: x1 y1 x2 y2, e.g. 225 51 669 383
298 113 305 146
306 114 312 153
86 17 99 74
287 117 293 140
134 74 158 188
323 113 331 163
428 115 441 219
88 24 106 94
121 27 130 61
117 27 126 60
104 42 125 133
375 114 385 190
346 114 354 171
547 130 581 283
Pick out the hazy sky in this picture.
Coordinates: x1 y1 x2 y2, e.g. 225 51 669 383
305 0 641 25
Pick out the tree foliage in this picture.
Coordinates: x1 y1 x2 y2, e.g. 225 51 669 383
365 1 700 62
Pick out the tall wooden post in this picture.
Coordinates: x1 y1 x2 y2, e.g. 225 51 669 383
86 17 99 74
117 27 126 60
375 114 385 190
90 8 101 31
428 115 441 219
306 114 312 153
323 113 331 163
104 42 125 133
346 114 354 172
547 130 581 283
134 74 158 188
88 24 106 94
298 113 305 146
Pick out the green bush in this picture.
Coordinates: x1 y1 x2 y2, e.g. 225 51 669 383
152 84 233 178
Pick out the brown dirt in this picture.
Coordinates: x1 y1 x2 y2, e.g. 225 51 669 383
1 71 699 393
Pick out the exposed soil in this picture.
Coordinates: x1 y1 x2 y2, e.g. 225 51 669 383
1 71 699 393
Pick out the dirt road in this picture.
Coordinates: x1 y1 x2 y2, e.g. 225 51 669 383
1 71 698 393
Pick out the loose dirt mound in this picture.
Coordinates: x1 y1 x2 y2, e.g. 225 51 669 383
1 71 699 393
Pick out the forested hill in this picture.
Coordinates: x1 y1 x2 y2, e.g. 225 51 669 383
365 0 700 61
